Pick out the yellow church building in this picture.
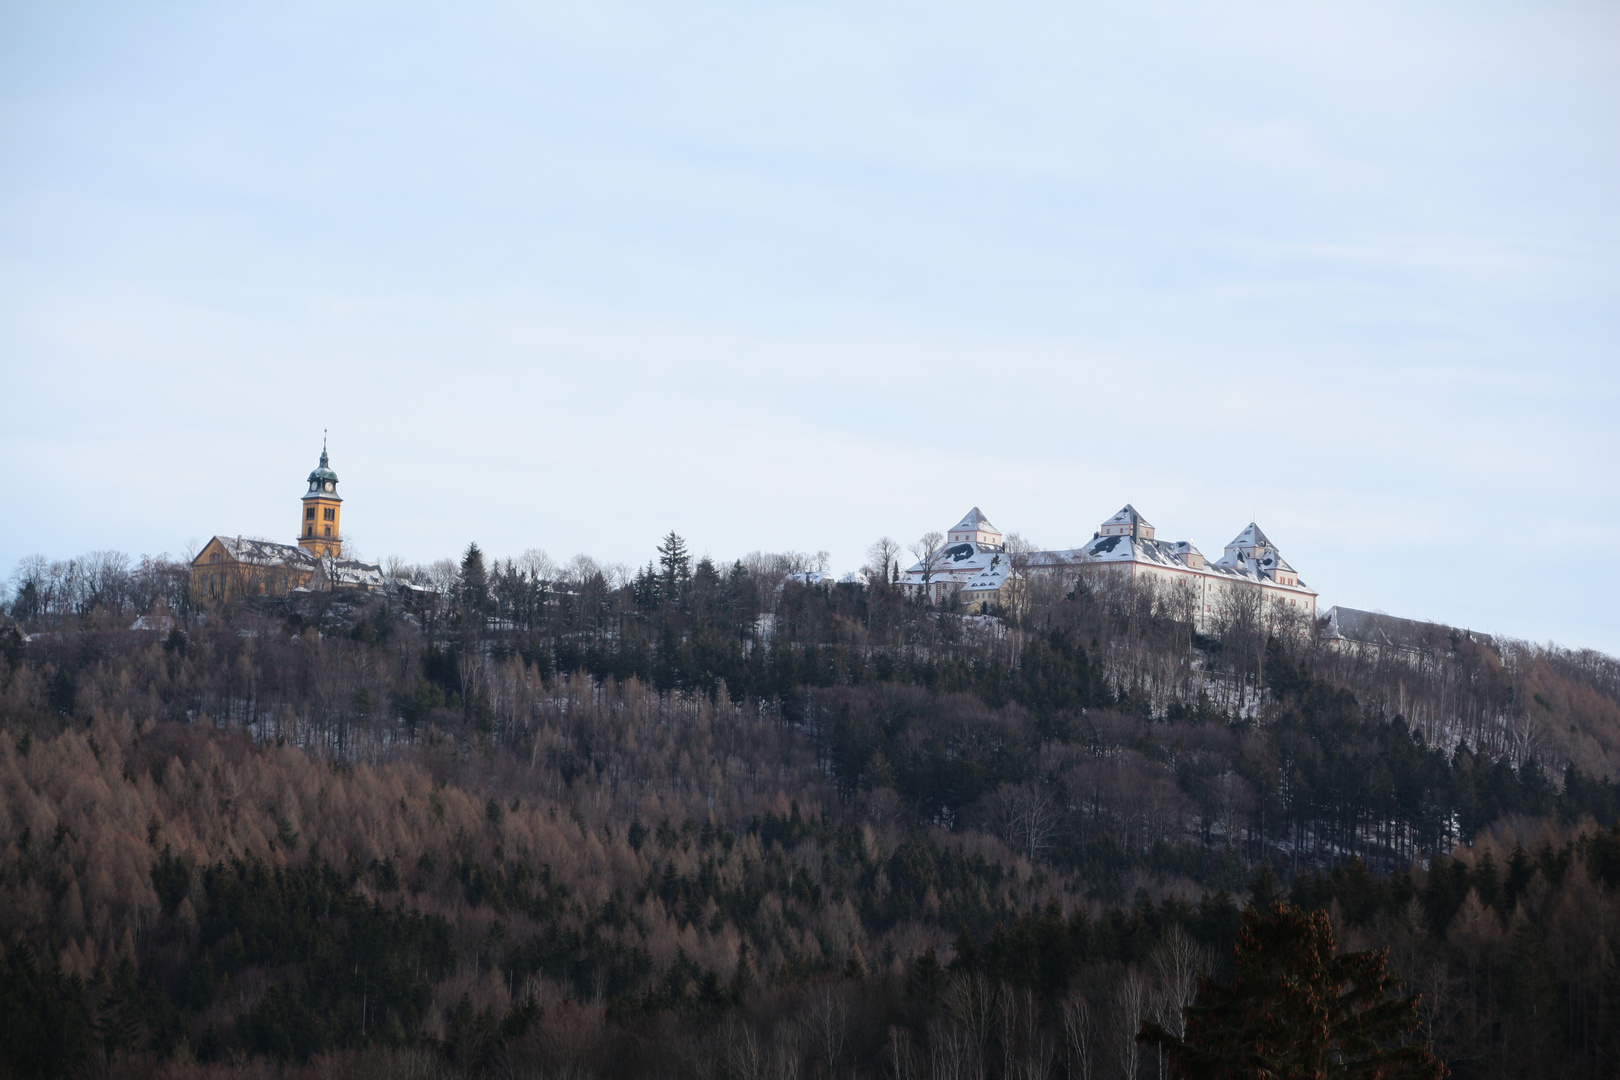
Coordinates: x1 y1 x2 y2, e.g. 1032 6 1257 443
190 444 383 603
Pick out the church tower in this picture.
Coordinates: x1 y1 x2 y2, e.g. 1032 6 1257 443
298 441 343 558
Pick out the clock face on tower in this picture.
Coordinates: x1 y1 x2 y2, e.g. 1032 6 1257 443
325 482 334 491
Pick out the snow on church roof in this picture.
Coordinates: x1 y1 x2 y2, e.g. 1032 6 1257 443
203 536 319 569
195 535 385 588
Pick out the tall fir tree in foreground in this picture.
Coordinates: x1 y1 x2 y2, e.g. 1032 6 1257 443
1139 903 1447 1080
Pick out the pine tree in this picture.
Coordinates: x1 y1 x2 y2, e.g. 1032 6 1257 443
1138 903 1446 1080
657 532 691 603
459 543 489 617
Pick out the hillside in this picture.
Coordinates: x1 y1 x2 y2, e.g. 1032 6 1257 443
2 540 1619 1079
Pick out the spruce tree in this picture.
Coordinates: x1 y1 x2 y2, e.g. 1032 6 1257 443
459 542 489 616
1138 903 1446 1080
657 531 691 601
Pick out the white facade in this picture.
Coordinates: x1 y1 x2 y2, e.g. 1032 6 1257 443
902 507 1012 603
903 503 1318 626
1063 506 1317 628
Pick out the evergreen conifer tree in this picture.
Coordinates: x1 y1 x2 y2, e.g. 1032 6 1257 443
459 543 488 616
1138 903 1446 1080
657 532 691 603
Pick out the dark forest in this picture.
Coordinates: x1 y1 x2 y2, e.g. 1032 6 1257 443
2 537 1619 1079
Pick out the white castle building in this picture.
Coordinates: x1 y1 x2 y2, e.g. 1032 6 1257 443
902 504 1317 627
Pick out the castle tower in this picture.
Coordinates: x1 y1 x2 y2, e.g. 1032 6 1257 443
1099 505 1155 541
298 441 343 558
947 507 1003 550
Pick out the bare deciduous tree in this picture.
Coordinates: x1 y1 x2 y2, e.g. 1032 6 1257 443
1114 967 1149 1080
805 986 848 1079
910 531 946 599
866 537 901 584
1147 926 1212 1079
993 781 1058 863
1060 993 1098 1080
940 971 996 1073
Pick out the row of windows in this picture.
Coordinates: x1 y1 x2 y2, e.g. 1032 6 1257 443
204 573 272 598
304 506 337 521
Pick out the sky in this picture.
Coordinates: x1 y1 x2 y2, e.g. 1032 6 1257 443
1 1 1616 652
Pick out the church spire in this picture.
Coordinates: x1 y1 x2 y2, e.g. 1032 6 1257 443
300 438 343 557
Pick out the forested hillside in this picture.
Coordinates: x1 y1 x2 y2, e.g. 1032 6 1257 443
2 538 1619 1079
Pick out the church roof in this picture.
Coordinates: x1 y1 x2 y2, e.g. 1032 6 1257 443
195 535 384 587
307 446 338 484
200 536 318 569
950 507 1000 535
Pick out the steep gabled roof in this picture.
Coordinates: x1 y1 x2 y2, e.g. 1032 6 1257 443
197 536 318 569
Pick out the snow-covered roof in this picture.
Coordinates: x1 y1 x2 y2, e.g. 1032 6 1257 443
200 536 319 570
904 504 1313 598
1102 504 1152 531
903 541 1002 578
1224 523 1272 551
959 561 1010 592
1262 550 1295 574
780 570 835 588
194 536 383 588
1069 532 1309 589
321 560 385 589
950 507 1000 535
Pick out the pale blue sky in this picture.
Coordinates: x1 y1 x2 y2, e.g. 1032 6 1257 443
2 2 1617 651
